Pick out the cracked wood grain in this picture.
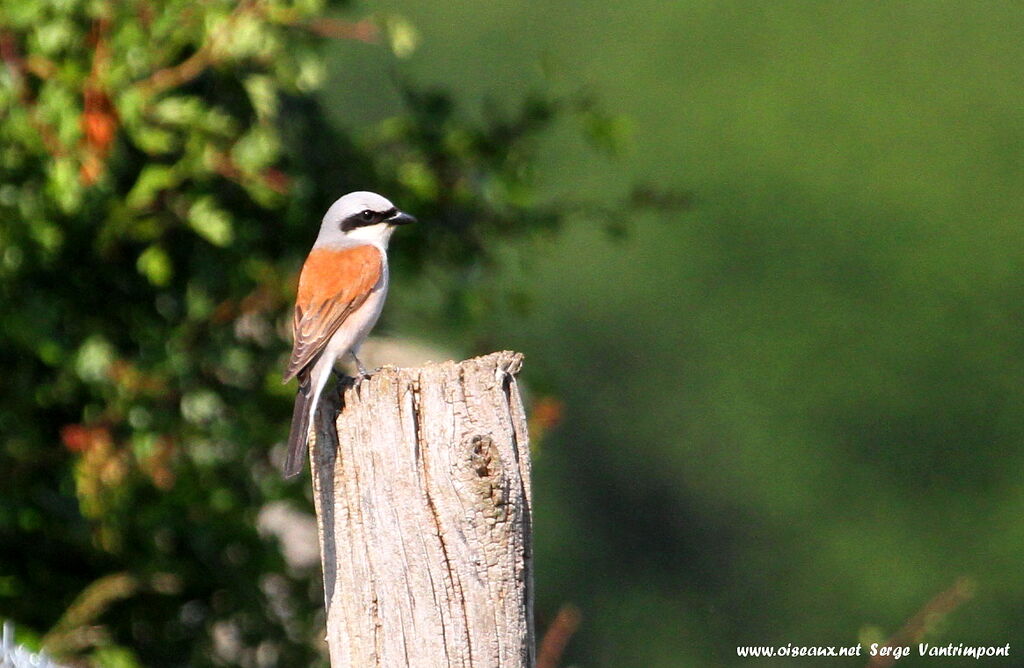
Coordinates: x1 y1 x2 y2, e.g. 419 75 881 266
309 351 534 667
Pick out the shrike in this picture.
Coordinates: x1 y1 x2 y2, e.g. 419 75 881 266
282 191 416 477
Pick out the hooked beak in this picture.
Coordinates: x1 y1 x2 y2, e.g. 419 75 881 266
387 210 417 226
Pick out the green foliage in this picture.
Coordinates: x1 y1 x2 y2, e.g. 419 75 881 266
0 1 638 665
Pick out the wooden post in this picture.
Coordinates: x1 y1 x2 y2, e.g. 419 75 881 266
309 351 534 667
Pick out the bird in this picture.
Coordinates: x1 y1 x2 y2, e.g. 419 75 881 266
282 191 416 477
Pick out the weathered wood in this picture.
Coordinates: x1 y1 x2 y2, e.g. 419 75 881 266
310 351 534 667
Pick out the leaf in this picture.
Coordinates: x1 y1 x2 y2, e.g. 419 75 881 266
91 645 143 668
382 14 420 59
580 110 634 157
244 75 279 121
136 245 173 286
126 164 181 210
231 126 280 173
47 158 82 214
75 336 115 383
152 96 205 126
397 161 439 200
180 389 225 424
225 13 266 59
295 54 325 92
28 218 64 252
132 124 178 154
33 19 76 57
187 196 234 246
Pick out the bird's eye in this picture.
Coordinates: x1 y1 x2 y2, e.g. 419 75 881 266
360 210 375 222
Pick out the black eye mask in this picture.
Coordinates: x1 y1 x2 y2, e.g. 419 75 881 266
340 207 397 232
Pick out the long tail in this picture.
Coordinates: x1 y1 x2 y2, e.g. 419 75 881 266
284 371 313 478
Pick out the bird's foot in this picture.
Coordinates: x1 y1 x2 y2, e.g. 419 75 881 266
351 368 374 395
350 352 371 378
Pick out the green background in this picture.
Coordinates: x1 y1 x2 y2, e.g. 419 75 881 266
328 2 1024 665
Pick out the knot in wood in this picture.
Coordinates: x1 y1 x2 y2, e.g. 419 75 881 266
467 434 507 518
470 434 498 477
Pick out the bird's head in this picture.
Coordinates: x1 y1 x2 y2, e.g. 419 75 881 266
317 191 416 248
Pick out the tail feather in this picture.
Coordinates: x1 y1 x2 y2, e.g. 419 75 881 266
284 373 313 478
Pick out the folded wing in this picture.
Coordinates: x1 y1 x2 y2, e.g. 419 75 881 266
283 244 383 382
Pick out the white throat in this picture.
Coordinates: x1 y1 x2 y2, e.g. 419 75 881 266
345 222 396 249
315 221 396 251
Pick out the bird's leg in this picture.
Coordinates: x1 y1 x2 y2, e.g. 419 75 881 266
350 351 370 380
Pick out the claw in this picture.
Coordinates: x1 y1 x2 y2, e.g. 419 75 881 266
350 351 370 378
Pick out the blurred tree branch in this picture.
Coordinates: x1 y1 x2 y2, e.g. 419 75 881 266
135 0 256 98
865 577 975 668
0 29 66 155
537 604 582 668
